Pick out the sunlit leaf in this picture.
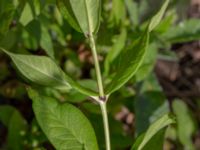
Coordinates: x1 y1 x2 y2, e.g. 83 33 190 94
131 114 175 150
28 89 99 150
57 0 101 35
19 2 34 26
19 0 42 26
148 0 170 32
105 29 149 94
0 48 98 96
1 50 98 96
1 48 70 89
105 0 170 94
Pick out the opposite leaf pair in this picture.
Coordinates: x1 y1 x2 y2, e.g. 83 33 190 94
0 0 170 98
28 88 175 150
0 0 174 150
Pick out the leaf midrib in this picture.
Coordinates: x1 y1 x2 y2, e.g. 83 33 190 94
37 103 85 149
83 0 93 34
138 116 174 150
50 103 85 147
12 54 69 87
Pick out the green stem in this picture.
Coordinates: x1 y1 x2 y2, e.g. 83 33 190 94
100 101 111 150
89 34 111 150
89 34 104 97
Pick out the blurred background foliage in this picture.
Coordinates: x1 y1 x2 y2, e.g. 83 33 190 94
0 0 200 149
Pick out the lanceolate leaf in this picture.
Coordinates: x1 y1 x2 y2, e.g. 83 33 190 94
131 114 175 150
1 48 70 89
148 0 170 32
57 0 101 35
57 0 81 32
28 89 99 150
105 0 170 94
0 48 98 96
105 30 149 94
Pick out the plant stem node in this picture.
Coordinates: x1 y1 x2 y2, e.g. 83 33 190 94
99 96 106 102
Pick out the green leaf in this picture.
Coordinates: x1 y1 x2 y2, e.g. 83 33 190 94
28 89 99 150
148 0 170 32
109 0 126 26
135 91 169 135
24 19 41 49
57 0 101 35
24 19 54 58
19 0 42 26
125 0 139 26
141 129 166 150
68 78 98 96
154 12 176 33
105 29 149 94
19 2 34 26
173 100 196 150
133 129 166 150
140 73 163 93
0 48 70 89
131 114 175 150
104 28 127 75
0 0 16 36
7 110 27 150
0 105 27 150
40 24 55 58
135 43 158 82
57 0 81 32
0 48 98 96
162 19 200 43
105 0 170 94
